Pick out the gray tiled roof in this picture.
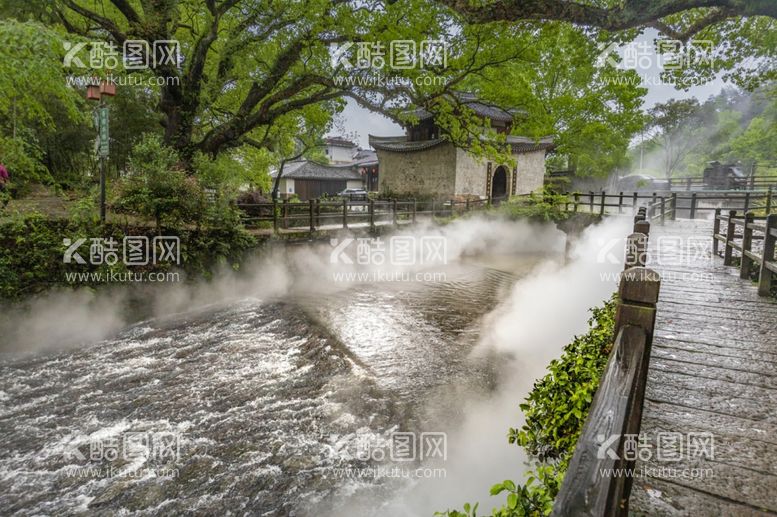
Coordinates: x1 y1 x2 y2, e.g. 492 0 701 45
369 134 554 154
272 160 362 180
325 136 357 148
405 92 516 123
369 135 446 152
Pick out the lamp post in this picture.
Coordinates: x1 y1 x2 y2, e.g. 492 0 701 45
87 80 116 223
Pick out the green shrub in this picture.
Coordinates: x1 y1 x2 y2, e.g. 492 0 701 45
496 190 571 223
112 134 208 231
437 296 617 517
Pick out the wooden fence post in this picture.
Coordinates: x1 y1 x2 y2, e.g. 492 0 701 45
618 192 624 214
670 193 677 221
740 212 754 279
369 199 375 230
625 232 648 269
574 193 579 212
394 199 399 226
689 193 697 219
743 192 750 214
766 186 772 215
315 198 321 227
686 177 692 191
632 192 638 214
660 197 666 226
282 199 289 229
589 191 594 213
272 200 279 233
308 199 315 232
599 191 606 215
342 198 348 229
724 210 736 266
758 214 777 296
634 219 650 238
412 199 417 223
713 208 721 255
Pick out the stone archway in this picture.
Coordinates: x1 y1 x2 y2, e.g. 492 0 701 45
491 165 508 202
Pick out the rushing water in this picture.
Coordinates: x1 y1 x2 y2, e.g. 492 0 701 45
0 223 566 516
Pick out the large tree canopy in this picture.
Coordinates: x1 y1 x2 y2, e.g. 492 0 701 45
438 0 776 35
440 0 777 89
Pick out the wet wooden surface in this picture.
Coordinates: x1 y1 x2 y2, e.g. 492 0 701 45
630 220 777 516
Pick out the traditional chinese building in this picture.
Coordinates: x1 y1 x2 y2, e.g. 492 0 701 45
370 95 553 201
324 136 359 164
272 160 364 199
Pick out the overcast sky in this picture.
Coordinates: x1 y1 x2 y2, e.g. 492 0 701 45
338 29 731 149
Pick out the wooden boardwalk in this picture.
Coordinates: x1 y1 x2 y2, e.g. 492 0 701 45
630 219 777 515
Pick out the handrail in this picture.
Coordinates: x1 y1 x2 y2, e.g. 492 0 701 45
553 216 660 516
561 190 772 219
713 209 777 296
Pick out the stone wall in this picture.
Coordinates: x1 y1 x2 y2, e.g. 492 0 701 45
377 142 547 198
377 143 457 197
512 149 546 195
454 148 488 197
454 148 546 197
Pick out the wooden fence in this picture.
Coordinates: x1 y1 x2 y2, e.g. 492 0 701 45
553 212 661 516
564 190 773 222
713 210 777 296
236 197 492 232
667 175 777 191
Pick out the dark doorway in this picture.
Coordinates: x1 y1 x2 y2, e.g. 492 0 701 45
491 166 508 202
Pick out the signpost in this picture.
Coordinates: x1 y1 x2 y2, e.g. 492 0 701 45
88 82 115 223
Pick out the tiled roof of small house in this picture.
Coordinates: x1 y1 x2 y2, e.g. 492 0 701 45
505 135 555 153
369 135 554 154
325 136 357 148
272 160 362 180
352 149 379 166
404 93 517 123
369 135 446 152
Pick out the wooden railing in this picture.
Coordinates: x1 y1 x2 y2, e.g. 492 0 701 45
667 175 777 191
713 210 777 296
236 197 492 232
563 190 773 221
553 214 661 517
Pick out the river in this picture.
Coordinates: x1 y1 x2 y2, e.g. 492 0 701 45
0 217 625 516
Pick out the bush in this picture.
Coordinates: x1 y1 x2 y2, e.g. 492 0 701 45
497 190 571 223
112 134 207 231
437 296 617 517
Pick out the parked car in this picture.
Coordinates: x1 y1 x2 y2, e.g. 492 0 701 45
337 188 368 200
617 174 670 192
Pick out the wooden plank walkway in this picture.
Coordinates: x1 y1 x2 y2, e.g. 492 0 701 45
630 219 777 516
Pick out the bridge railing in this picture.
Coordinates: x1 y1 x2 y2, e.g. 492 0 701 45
237 199 420 231
563 190 773 220
553 215 661 517
713 210 777 296
667 175 777 191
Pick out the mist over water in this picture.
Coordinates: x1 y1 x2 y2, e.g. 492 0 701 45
0 215 628 516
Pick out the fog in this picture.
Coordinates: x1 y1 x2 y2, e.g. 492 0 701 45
0 213 630 516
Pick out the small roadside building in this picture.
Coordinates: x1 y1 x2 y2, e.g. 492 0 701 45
352 148 379 192
370 96 553 201
272 160 364 200
324 137 358 164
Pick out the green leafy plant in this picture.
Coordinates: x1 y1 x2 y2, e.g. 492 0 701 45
112 135 207 232
496 190 571 223
438 296 617 517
